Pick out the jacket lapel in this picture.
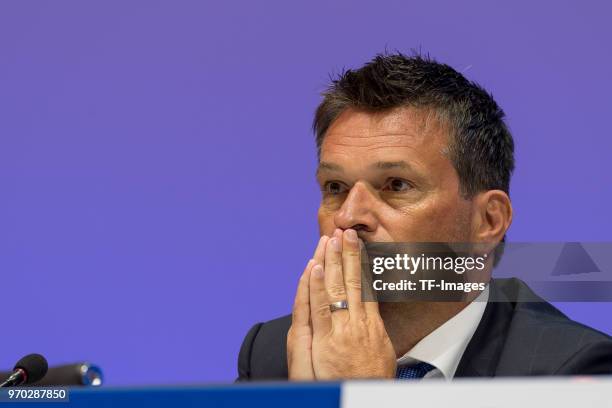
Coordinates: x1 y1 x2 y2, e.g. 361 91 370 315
454 279 514 377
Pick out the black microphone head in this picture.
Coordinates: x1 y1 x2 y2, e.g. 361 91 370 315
14 354 48 384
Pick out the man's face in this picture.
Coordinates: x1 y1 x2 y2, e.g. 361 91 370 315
317 106 474 243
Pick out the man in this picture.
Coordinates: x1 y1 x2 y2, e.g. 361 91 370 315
237 53 612 380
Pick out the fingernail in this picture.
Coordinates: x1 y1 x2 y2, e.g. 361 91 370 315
312 264 324 278
345 229 357 242
330 237 341 252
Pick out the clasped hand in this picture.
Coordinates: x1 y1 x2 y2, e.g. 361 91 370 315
287 228 396 380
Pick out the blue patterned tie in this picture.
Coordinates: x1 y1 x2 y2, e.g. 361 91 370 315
396 362 436 379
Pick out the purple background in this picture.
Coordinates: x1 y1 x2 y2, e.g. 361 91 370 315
0 0 611 385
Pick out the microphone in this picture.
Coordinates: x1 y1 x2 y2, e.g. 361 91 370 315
0 354 48 387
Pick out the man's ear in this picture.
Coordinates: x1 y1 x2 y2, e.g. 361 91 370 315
470 190 513 244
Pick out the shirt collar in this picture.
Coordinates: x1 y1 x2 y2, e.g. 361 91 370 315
396 286 489 379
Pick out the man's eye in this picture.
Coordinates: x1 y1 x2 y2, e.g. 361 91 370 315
382 178 412 192
324 181 348 195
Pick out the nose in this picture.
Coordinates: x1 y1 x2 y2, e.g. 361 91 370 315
333 181 379 233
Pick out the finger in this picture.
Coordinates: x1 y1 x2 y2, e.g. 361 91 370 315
311 234 329 327
292 259 314 328
310 263 332 335
342 229 366 319
313 235 329 266
325 229 349 324
292 235 327 329
288 259 315 380
289 236 328 380
356 238 382 317
363 295 381 317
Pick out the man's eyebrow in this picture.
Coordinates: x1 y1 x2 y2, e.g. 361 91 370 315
317 161 419 175
371 161 413 171
316 161 344 174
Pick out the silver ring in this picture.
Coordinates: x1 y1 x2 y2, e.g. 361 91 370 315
329 300 348 312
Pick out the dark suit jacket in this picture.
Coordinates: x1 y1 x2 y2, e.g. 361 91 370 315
237 278 612 380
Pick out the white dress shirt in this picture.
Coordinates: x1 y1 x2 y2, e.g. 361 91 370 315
395 286 489 379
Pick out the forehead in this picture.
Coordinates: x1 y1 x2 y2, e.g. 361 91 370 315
320 106 451 167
